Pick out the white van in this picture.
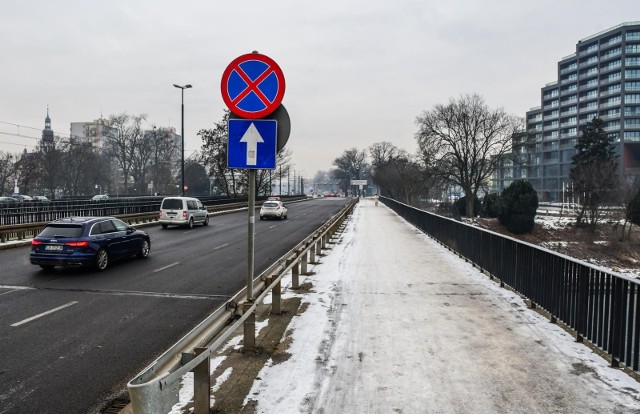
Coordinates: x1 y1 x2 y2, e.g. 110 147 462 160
159 197 209 229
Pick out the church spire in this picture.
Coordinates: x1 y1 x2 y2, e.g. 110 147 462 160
42 106 54 145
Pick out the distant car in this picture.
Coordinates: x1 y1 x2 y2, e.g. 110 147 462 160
267 196 281 201
91 194 109 202
0 196 18 203
260 200 288 220
31 196 50 203
158 196 209 229
30 216 150 271
13 194 33 202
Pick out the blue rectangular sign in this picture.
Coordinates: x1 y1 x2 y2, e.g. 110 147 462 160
227 119 277 169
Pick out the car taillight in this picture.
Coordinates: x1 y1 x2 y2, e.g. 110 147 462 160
183 211 187 219
31 240 42 246
159 211 162 218
65 241 89 247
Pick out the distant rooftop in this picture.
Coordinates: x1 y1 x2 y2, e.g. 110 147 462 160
578 21 640 43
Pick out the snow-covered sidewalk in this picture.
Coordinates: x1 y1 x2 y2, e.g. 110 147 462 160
244 199 640 413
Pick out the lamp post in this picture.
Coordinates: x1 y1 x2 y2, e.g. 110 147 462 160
173 83 192 196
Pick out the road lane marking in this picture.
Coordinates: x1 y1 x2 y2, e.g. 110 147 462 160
0 285 34 296
269 225 277 229
153 262 181 273
11 301 78 327
213 243 229 250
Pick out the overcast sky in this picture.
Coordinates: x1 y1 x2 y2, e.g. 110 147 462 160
1 1 637 178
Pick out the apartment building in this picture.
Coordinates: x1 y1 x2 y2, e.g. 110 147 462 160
497 22 640 202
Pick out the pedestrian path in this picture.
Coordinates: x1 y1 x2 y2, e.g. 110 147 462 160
244 198 640 413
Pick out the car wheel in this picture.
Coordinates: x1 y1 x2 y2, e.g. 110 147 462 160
260 216 264 220
39 265 55 271
161 224 168 229
137 239 150 258
188 218 194 229
96 249 109 271
203 215 209 226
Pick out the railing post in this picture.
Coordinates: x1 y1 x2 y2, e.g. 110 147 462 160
292 258 300 289
272 278 281 315
309 238 317 264
300 249 308 275
315 237 322 256
193 347 210 414
243 302 255 352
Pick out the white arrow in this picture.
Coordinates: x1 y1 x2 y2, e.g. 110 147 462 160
239 122 264 166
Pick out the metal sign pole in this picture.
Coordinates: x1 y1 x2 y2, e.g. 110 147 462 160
247 169 256 301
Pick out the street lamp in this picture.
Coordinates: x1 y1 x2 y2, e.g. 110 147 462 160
173 83 192 196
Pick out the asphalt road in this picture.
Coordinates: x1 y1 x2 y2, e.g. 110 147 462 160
0 197 350 414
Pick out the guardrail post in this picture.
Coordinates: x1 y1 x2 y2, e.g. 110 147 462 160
243 302 256 352
272 277 281 315
300 249 308 275
315 237 322 256
292 258 300 289
309 239 317 264
193 347 210 414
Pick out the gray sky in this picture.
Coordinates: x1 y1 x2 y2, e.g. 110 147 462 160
1 0 637 178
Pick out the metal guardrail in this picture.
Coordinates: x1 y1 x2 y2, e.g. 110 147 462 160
0 198 308 245
126 198 358 413
382 196 640 376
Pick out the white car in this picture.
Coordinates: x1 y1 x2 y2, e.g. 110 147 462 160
91 194 109 202
159 196 209 229
260 200 288 220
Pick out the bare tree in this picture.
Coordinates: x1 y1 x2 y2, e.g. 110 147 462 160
107 113 146 195
199 111 239 197
415 94 522 217
331 148 368 196
0 151 17 196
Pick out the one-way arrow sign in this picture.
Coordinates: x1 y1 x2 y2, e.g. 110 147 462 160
239 123 264 166
228 119 277 169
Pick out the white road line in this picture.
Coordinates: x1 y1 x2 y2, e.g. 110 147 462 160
11 301 79 327
153 262 181 273
213 243 229 250
269 225 277 229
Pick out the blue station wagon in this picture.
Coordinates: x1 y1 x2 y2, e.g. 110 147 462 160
30 217 150 271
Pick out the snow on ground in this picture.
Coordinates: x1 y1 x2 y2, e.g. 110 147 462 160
167 199 640 413
244 199 640 413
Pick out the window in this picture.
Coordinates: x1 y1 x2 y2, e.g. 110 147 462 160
40 225 83 238
626 31 640 41
626 44 640 54
626 94 640 104
626 69 640 79
186 200 197 209
625 118 640 128
112 219 129 232
625 106 640 116
99 221 117 234
625 131 640 141
626 57 640 67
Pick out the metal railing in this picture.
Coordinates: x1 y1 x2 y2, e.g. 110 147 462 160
382 197 640 375
0 197 309 244
126 198 358 413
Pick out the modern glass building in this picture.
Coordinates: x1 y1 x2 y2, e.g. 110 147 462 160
497 22 640 202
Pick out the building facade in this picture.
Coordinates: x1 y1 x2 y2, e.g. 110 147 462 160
498 22 640 202
70 118 116 152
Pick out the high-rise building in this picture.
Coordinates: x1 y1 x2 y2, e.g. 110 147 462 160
499 22 640 202
70 118 116 152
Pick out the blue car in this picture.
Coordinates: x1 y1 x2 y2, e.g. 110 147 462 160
30 217 150 271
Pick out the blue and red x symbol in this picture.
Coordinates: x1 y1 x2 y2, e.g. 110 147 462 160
221 53 286 119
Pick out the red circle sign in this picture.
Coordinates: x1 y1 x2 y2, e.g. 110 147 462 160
220 53 286 119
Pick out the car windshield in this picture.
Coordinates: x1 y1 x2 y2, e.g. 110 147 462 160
162 199 183 209
39 225 83 238
263 202 279 208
